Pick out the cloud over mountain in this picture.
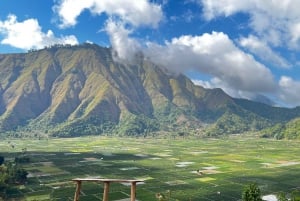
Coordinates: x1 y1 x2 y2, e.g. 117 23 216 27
145 32 277 93
1 0 300 107
52 0 300 107
0 44 299 136
279 76 300 106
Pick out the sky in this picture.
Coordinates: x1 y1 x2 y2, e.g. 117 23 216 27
1 0 300 107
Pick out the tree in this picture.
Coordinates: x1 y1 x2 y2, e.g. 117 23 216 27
6 162 28 184
277 192 288 201
0 157 3 166
242 183 263 201
291 190 300 201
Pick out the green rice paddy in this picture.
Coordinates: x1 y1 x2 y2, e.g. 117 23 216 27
1 136 300 201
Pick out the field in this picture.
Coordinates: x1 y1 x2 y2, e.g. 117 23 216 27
1 136 300 201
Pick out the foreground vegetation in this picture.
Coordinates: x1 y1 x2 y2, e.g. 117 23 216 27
1 135 300 200
0 156 28 200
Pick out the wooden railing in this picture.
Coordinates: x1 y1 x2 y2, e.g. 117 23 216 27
72 178 144 201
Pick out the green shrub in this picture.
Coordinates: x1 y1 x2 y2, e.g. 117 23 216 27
242 183 262 201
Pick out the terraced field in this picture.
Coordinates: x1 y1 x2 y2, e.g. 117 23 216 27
1 136 300 201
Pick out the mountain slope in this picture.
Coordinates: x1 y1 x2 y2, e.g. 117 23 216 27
0 44 299 137
233 98 300 122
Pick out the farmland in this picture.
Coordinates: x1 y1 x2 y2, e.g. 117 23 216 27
1 136 300 201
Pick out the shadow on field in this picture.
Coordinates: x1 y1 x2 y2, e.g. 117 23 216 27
1 151 165 201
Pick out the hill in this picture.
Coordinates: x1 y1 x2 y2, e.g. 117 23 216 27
260 117 300 139
0 44 299 137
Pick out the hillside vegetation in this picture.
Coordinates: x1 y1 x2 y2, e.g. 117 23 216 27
261 117 300 139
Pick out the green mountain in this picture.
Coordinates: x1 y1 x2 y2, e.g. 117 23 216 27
0 44 299 137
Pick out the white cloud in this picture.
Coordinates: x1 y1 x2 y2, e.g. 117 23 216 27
105 20 141 62
192 77 244 97
239 35 291 69
0 14 78 50
199 0 300 49
192 79 213 89
146 32 277 93
192 77 239 96
194 0 300 105
279 76 300 106
53 0 95 28
290 22 300 47
200 0 254 20
192 77 269 102
53 0 163 28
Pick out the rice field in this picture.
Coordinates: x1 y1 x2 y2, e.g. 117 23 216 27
1 135 300 201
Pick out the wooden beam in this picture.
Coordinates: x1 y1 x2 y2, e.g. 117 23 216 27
72 178 143 183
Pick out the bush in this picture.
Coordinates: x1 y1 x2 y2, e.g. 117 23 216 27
242 183 263 201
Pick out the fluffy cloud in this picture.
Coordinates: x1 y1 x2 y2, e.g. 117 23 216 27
53 0 163 28
279 76 300 106
105 20 141 62
199 0 300 49
192 79 214 89
191 77 248 98
200 0 254 20
195 0 300 105
0 15 78 50
290 22 300 47
239 35 291 69
192 77 276 105
146 32 276 93
53 0 95 28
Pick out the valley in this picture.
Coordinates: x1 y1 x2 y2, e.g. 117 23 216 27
1 135 300 200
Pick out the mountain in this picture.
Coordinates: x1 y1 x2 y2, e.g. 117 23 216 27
0 44 299 137
249 94 276 106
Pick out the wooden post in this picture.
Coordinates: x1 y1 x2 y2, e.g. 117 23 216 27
103 181 110 201
73 181 82 201
130 181 137 201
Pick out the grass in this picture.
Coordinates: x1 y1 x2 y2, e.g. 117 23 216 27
1 135 300 200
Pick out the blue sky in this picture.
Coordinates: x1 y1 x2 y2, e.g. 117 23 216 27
1 0 300 107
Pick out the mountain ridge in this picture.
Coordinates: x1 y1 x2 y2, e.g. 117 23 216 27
0 44 299 137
